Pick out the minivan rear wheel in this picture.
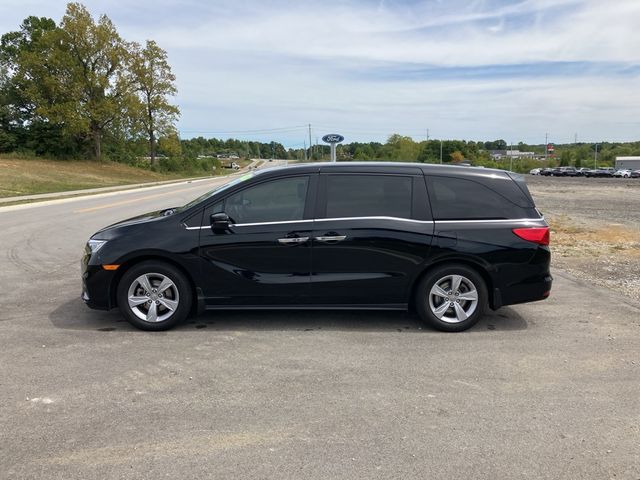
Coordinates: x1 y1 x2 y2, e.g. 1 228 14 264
117 261 192 331
415 264 487 332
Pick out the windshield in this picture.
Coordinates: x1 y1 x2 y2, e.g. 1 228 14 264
178 172 256 211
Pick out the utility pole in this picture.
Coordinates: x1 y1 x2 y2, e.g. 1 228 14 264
510 141 514 172
426 129 430 141
594 143 598 169
545 133 549 162
303 140 307 161
440 140 443 164
308 124 313 161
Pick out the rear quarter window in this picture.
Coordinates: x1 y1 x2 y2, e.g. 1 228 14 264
426 175 529 220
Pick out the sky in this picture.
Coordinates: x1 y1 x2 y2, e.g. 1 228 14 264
1 0 639 148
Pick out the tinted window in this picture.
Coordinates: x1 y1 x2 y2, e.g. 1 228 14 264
324 175 412 218
224 176 308 224
427 176 524 220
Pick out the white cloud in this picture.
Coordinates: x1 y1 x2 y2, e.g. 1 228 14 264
1 0 639 143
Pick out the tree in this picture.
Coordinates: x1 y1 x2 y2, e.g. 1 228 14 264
484 139 507 150
559 150 571 166
130 40 179 166
158 129 182 157
450 150 465 163
0 16 58 152
381 134 420 161
21 3 135 160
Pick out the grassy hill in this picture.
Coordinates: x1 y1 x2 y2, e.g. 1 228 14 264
0 157 192 198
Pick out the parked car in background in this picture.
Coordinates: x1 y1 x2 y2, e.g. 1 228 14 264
631 170 640 178
540 168 555 176
82 162 552 332
584 167 615 177
576 168 591 176
529 168 542 175
613 169 632 178
551 167 579 177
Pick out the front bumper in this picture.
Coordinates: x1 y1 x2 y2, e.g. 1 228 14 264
81 251 116 310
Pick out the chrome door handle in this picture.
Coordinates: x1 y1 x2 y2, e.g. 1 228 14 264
314 235 347 242
277 236 309 244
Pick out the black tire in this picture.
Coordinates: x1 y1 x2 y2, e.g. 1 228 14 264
415 264 488 332
117 261 192 331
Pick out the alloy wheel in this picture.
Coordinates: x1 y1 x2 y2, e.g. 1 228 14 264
428 274 479 324
127 272 180 323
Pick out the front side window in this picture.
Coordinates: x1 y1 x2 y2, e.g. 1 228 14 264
323 174 413 218
179 171 256 212
223 176 309 224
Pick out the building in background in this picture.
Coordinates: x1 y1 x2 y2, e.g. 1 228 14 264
489 150 540 160
615 156 640 170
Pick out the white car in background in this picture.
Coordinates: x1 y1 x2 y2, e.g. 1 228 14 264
529 168 542 175
613 169 632 178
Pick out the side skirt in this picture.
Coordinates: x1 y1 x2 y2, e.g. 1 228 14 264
204 304 408 311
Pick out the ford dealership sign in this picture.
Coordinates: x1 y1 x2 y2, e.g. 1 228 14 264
322 134 344 144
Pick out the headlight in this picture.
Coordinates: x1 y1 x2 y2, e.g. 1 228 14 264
87 239 107 253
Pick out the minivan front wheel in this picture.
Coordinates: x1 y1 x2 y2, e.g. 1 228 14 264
117 261 192 331
416 264 487 332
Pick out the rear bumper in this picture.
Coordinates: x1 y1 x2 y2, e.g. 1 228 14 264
494 274 552 309
491 245 552 309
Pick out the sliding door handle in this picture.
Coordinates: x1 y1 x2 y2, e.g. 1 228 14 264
277 236 309 244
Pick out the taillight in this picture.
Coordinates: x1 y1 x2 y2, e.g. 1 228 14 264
512 227 550 246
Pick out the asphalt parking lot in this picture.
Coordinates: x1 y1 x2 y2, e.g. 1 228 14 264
1 173 639 479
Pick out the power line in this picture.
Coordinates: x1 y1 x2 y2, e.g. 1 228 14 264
179 125 308 135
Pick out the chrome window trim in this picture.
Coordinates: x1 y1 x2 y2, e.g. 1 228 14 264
232 219 314 227
434 217 544 224
183 216 543 230
316 216 433 224
183 219 314 230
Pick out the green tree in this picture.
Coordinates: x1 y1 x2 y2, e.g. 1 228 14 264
0 16 58 152
21 3 135 160
130 40 179 166
559 150 571 166
380 134 420 161
158 129 182 158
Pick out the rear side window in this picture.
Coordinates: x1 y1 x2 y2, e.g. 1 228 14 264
323 174 412 218
427 176 525 220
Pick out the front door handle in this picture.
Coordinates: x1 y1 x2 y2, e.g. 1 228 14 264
314 235 347 242
277 236 309 244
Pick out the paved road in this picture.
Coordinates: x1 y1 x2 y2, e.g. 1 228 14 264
1 165 639 479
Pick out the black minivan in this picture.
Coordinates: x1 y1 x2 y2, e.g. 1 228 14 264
82 163 552 332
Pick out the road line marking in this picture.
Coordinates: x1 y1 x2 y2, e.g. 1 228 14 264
73 186 202 213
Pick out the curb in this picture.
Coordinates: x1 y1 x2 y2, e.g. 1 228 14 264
0 160 261 207
0 175 213 205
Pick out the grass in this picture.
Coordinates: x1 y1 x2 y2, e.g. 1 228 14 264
0 157 200 198
549 215 640 257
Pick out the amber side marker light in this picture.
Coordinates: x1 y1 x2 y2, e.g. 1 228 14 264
102 265 120 271
512 227 550 246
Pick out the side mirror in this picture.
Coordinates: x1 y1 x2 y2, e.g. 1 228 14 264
210 212 230 233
